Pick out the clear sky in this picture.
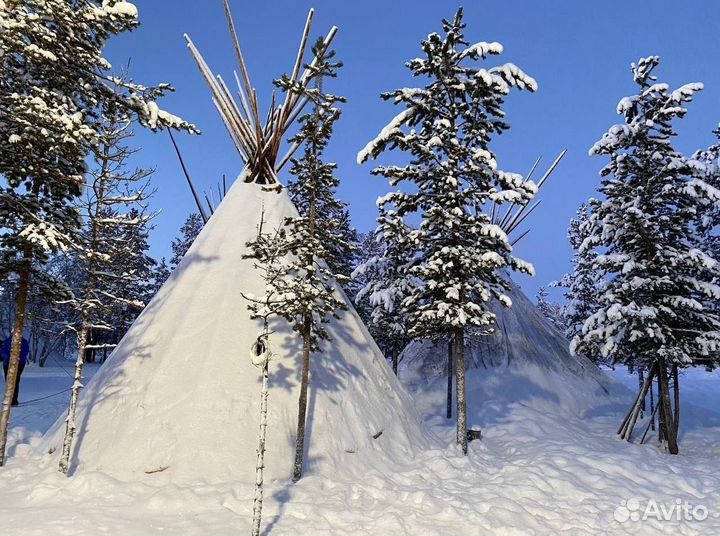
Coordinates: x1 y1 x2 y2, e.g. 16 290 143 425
105 0 720 299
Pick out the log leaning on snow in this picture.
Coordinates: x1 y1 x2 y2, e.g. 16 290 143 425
618 365 655 442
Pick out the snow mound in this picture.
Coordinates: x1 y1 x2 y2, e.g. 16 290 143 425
40 181 428 484
400 279 613 393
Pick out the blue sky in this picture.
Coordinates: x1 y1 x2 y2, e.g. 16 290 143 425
106 0 720 299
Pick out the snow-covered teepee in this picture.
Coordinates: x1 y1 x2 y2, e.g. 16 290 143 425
41 6 426 484
401 278 609 388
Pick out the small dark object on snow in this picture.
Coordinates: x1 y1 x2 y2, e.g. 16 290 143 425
372 429 383 439
467 429 482 442
144 465 169 474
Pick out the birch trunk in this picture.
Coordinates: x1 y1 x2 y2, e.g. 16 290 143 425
58 150 104 475
292 316 312 482
638 367 645 416
58 317 89 474
446 339 453 419
251 359 270 536
0 245 32 466
454 328 467 455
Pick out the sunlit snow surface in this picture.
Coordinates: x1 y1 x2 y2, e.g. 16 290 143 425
0 362 719 535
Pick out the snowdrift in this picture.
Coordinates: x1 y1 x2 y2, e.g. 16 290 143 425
40 181 428 484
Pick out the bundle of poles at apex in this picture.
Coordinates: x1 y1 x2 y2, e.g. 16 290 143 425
184 1 337 194
491 150 567 244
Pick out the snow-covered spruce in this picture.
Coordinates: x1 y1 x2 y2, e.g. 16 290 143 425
170 213 204 269
553 203 605 359
572 56 720 453
357 8 537 454
535 286 564 334
244 40 350 482
692 126 720 322
0 0 196 466
353 220 414 375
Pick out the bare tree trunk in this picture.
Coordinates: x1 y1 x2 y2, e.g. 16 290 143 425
638 367 645 417
640 400 660 444
672 364 680 437
657 359 679 454
58 316 89 474
0 246 32 466
392 349 398 376
617 389 640 435
446 339 453 419
292 315 312 482
454 328 467 455
649 376 656 431
251 358 270 536
658 385 666 443
619 365 654 441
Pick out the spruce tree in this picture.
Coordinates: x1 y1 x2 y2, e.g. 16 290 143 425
693 126 720 284
0 0 195 464
150 213 204 293
170 213 204 268
555 203 604 356
151 257 171 295
244 39 348 481
536 285 564 333
287 182 358 294
353 219 414 375
357 9 538 454
572 57 720 453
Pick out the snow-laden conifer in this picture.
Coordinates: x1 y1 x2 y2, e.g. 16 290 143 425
244 39 348 481
554 203 604 356
692 126 720 318
572 57 720 453
353 215 414 374
357 9 537 453
536 286 564 333
170 213 204 268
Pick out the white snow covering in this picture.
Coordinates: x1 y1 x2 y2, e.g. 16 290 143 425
39 181 427 484
356 108 415 164
18 222 70 252
99 0 138 18
3 355 720 534
0 188 719 535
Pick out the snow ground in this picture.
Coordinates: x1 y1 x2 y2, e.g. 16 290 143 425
0 362 719 535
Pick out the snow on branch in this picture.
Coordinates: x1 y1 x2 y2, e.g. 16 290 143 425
357 108 416 164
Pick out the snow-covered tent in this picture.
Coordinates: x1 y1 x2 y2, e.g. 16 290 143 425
400 278 613 393
41 181 427 484
40 10 427 484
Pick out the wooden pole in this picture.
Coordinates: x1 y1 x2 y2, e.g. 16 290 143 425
168 131 210 223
